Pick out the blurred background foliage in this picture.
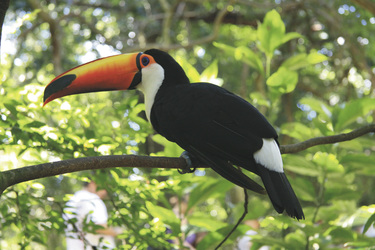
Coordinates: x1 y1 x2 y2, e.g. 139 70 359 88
1 0 375 249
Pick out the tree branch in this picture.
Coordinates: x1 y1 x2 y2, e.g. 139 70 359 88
0 0 10 54
60 13 118 49
126 0 234 52
158 0 173 46
0 124 374 196
350 0 375 16
27 0 63 75
0 155 191 195
280 123 375 154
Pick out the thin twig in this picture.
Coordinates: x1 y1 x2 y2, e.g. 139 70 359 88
215 188 248 249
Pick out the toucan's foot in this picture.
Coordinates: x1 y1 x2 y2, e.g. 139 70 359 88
179 151 197 174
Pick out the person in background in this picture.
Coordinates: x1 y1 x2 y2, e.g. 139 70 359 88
63 180 122 250
237 220 270 250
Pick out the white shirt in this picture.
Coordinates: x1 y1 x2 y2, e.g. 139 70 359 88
63 190 116 250
237 230 270 250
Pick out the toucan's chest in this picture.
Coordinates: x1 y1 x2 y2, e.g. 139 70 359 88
149 83 234 138
150 84 206 130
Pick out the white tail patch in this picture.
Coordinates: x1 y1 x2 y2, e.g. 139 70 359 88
253 138 284 173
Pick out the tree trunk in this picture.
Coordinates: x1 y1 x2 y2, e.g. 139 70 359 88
0 0 11 53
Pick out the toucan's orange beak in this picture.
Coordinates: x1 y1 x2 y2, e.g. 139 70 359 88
43 53 142 106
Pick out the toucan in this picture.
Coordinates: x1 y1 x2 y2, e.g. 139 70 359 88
43 49 304 220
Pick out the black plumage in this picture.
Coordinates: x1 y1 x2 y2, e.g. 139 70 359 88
146 49 304 219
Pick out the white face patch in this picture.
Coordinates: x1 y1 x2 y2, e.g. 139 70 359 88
136 63 165 122
253 138 284 173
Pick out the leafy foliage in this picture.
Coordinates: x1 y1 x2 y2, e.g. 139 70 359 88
1 1 375 249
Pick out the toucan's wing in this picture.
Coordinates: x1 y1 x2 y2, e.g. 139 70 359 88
151 83 276 189
152 83 277 161
181 143 266 194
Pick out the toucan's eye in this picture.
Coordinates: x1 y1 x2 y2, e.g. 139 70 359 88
141 57 150 66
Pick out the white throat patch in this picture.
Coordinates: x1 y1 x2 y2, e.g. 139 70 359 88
136 63 165 122
253 138 284 173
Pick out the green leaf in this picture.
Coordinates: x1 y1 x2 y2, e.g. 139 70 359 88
281 32 302 44
312 118 334 136
235 46 264 74
299 97 332 121
257 9 286 56
4 102 19 116
363 213 375 235
324 226 355 241
213 42 235 55
151 134 184 157
345 240 375 248
187 213 227 231
196 224 249 250
289 177 316 201
266 67 298 93
335 98 375 131
187 178 233 214
284 231 307 249
257 10 301 56
340 154 375 175
250 235 288 248
214 43 264 74
200 59 218 81
312 152 344 173
281 122 318 142
249 92 270 107
24 121 46 128
324 182 359 201
284 154 321 177
306 51 329 64
281 53 310 71
281 51 328 71
243 196 270 219
31 182 45 190
145 201 181 236
175 55 201 82
341 140 366 153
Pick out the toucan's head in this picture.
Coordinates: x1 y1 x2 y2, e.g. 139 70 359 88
43 49 189 106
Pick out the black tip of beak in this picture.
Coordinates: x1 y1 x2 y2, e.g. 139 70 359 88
43 74 76 103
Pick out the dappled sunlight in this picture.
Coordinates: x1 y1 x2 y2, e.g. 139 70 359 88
1 0 375 249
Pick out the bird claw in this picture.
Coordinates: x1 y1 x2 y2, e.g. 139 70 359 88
178 151 196 174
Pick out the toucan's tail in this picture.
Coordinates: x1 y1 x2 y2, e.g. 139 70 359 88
257 164 304 220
